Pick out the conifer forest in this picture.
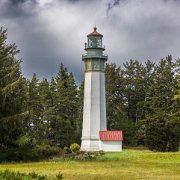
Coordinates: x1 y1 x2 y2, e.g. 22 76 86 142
0 27 179 161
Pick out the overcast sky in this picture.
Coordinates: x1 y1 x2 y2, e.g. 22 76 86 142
0 0 180 83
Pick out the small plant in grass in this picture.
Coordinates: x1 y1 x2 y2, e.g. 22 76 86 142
56 172 63 179
0 170 47 179
29 171 39 178
70 143 80 153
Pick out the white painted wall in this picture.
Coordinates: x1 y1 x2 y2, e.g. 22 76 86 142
81 71 107 151
100 72 106 130
99 141 122 152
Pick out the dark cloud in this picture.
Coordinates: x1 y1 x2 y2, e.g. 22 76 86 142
0 0 37 18
10 0 28 4
107 0 121 15
0 0 180 84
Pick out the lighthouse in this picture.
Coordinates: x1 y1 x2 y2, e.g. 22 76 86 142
81 27 123 152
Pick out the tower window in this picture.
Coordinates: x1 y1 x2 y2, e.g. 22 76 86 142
97 39 102 47
88 39 93 47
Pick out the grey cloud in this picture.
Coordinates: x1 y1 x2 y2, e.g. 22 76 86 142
0 0 37 18
0 0 180 84
106 0 121 15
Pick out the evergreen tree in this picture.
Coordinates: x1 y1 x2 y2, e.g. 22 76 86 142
26 74 43 141
167 58 180 151
173 58 180 100
0 27 27 147
105 64 126 129
136 60 155 120
143 56 179 151
76 81 84 144
38 78 52 142
136 60 155 145
123 60 145 122
105 63 136 145
50 64 79 147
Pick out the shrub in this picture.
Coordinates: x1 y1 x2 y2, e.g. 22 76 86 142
0 170 64 179
0 144 61 162
37 145 61 158
63 147 71 154
0 147 40 162
0 170 47 180
70 143 80 153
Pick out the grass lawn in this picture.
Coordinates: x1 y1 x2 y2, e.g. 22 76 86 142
0 149 179 179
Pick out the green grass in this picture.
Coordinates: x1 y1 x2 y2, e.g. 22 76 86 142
0 149 179 179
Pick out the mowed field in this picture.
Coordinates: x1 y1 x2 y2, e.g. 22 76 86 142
0 149 179 180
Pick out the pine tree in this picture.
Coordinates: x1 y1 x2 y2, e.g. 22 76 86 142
38 78 52 142
123 60 145 122
26 74 45 141
75 80 84 144
105 63 136 145
136 60 155 145
0 27 27 147
50 64 79 147
136 60 155 120
143 56 179 151
105 63 126 129
173 58 180 100
167 58 180 151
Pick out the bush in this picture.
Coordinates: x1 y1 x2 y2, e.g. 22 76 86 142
0 170 47 180
70 143 80 153
0 144 61 162
0 147 40 162
63 147 71 154
37 145 61 158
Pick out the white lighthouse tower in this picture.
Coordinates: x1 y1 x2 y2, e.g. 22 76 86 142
81 27 123 152
81 27 108 151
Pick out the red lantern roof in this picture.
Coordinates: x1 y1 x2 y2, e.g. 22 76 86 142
99 131 123 141
87 27 103 37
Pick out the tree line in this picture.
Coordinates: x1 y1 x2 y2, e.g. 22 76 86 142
105 59 179 151
0 27 179 158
